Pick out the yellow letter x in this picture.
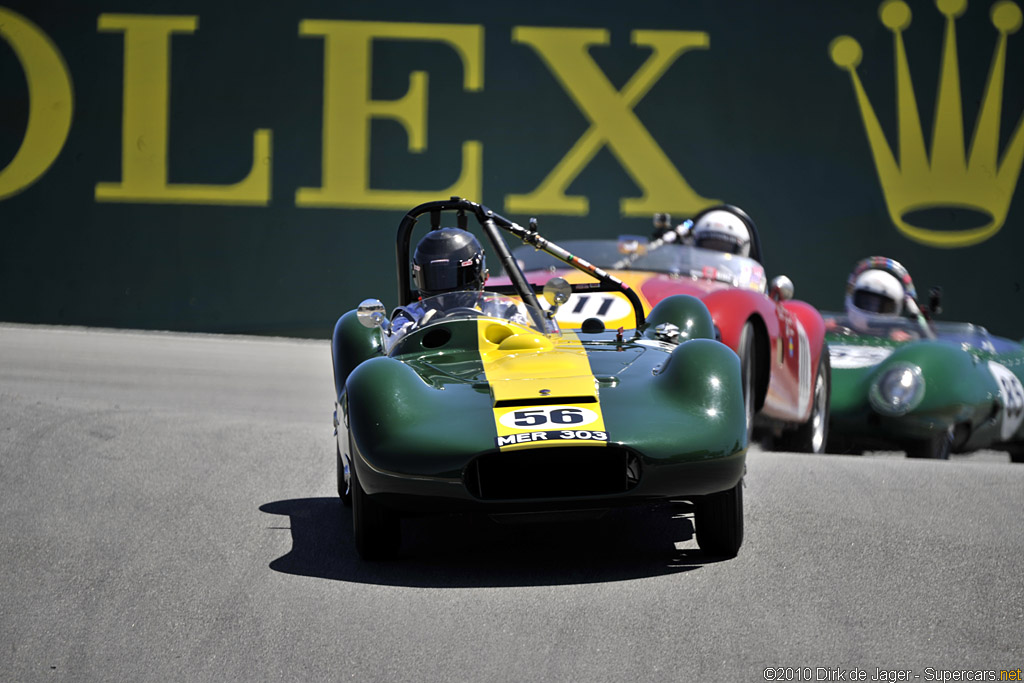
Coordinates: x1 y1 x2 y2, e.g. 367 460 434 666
506 27 716 217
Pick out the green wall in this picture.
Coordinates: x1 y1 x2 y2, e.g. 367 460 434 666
1 0 1022 339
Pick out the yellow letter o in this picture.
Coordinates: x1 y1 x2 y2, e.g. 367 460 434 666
0 8 74 200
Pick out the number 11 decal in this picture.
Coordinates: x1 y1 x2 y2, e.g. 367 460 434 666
571 295 615 317
556 294 631 323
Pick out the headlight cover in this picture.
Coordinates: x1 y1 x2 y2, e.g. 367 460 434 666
869 362 925 416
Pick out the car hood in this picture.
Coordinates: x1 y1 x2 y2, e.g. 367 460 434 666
405 326 650 397
391 318 659 451
482 342 599 406
826 334 995 416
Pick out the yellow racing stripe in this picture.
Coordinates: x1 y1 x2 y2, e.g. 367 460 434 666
477 319 607 451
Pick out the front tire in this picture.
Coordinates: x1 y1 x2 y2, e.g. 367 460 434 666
825 435 864 456
778 346 830 454
738 323 756 447
337 440 352 507
906 427 953 460
694 479 744 558
351 465 400 560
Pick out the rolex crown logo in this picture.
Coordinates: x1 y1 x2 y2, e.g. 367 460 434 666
830 0 1024 248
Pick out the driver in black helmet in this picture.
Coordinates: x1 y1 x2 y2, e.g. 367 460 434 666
391 227 490 334
413 227 487 297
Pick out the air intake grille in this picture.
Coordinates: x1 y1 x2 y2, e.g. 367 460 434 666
464 446 640 500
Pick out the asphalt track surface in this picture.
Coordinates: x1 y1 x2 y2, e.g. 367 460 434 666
1 323 1021 682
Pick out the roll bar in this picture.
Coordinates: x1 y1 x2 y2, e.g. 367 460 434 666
396 197 645 330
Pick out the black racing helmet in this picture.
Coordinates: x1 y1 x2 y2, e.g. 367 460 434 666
412 228 487 297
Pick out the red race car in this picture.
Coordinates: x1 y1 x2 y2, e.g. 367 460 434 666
501 205 830 453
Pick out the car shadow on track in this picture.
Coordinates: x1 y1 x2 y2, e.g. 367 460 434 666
260 497 728 587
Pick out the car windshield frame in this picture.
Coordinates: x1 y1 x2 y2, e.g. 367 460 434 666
394 291 560 339
824 312 999 351
512 239 767 292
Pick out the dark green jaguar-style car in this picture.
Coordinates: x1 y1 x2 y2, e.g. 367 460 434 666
825 258 1024 460
331 198 748 560
826 315 1024 460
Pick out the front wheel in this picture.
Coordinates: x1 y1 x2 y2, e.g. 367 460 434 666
694 479 744 558
905 427 953 459
778 346 831 454
351 465 401 560
738 322 756 447
337 439 352 507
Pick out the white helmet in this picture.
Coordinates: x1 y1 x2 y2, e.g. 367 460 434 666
692 209 752 256
846 268 905 331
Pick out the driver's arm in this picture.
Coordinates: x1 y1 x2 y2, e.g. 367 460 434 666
390 305 421 338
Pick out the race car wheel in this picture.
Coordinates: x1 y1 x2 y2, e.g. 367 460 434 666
351 466 400 560
777 346 830 454
824 436 864 456
337 439 352 507
738 323 756 447
694 478 744 558
1007 445 1024 464
905 427 953 460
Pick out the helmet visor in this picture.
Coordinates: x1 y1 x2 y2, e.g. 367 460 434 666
853 289 898 314
696 236 744 255
414 257 482 294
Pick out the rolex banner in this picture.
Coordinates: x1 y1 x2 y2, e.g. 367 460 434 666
1 1 1022 338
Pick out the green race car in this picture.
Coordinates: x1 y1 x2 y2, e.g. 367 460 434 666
825 258 1024 460
331 198 748 560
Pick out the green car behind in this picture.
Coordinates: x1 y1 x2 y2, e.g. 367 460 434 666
824 316 1024 460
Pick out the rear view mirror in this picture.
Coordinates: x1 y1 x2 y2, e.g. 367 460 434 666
769 275 794 302
356 299 391 333
542 277 572 316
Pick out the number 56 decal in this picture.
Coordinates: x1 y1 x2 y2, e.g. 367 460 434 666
498 405 599 429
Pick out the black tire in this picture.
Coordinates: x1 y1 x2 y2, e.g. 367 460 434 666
738 322 756 447
824 436 864 456
906 428 953 459
337 439 352 507
778 346 831 454
1008 445 1024 463
694 479 744 558
351 465 401 560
